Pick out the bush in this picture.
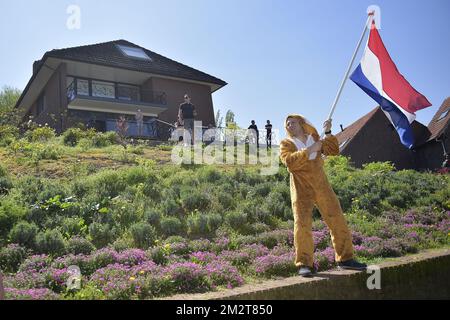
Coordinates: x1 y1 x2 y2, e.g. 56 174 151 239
0 125 19 146
9 221 38 249
31 143 61 161
0 198 28 241
225 211 248 232
181 190 211 212
0 164 13 194
160 216 184 237
26 125 56 142
92 131 117 147
62 127 86 146
144 209 161 229
89 222 116 248
61 217 87 238
0 244 28 273
187 214 209 237
35 229 67 256
130 222 157 249
67 236 95 255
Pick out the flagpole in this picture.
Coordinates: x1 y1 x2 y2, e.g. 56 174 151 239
321 12 375 138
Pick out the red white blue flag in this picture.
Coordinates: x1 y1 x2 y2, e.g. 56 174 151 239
350 21 432 149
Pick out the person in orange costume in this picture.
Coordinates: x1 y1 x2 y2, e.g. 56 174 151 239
280 114 367 277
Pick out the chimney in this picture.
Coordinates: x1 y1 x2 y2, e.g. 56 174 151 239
340 124 345 132
33 60 42 75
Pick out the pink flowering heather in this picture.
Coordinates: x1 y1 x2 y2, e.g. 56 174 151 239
205 260 244 289
213 237 231 253
115 249 148 266
189 251 218 264
163 262 211 293
314 247 335 271
270 245 292 256
313 229 330 249
4 288 60 300
189 239 212 252
18 254 51 273
252 252 296 277
218 250 252 267
239 243 270 258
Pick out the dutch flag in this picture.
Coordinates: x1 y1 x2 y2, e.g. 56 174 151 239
350 20 432 149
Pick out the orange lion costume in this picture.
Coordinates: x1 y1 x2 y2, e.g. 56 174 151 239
280 114 354 268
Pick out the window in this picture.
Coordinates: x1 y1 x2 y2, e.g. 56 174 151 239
117 45 152 61
77 79 89 96
118 84 140 101
436 109 449 122
92 80 115 98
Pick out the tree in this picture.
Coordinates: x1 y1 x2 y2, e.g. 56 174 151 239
215 109 223 128
0 86 22 126
225 109 235 127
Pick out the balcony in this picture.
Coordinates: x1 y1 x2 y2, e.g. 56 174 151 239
66 77 167 116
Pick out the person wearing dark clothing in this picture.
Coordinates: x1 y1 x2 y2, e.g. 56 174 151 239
178 94 197 145
248 120 259 148
265 120 273 149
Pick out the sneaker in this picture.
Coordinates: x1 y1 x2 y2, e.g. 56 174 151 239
298 266 315 277
337 259 367 271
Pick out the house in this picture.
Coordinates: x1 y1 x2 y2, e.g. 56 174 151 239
413 98 450 170
15 40 227 139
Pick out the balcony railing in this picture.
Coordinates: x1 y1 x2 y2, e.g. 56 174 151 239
105 119 158 138
67 78 167 106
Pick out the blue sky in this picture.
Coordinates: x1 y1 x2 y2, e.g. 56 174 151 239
1 0 449 139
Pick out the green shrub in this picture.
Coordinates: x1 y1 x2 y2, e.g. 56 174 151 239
61 217 87 238
35 229 67 256
0 198 28 241
181 190 211 212
9 221 38 248
187 214 210 237
26 125 56 142
144 209 161 229
225 211 248 232
0 244 28 273
130 222 157 249
31 143 62 161
186 213 222 238
0 125 19 146
160 216 184 237
67 236 95 255
92 131 117 147
88 222 115 248
62 127 86 146
0 164 13 194
111 236 134 252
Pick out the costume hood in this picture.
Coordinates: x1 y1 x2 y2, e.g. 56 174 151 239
285 114 320 141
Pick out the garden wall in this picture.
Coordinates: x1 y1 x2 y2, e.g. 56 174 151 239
165 248 450 300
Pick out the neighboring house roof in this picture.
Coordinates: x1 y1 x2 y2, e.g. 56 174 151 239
335 106 431 150
426 97 450 141
16 39 227 110
335 106 379 150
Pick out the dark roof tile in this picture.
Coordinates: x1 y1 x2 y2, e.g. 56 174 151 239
426 97 450 141
45 39 227 86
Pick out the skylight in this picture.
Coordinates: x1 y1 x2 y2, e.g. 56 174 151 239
436 109 449 122
117 45 152 61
